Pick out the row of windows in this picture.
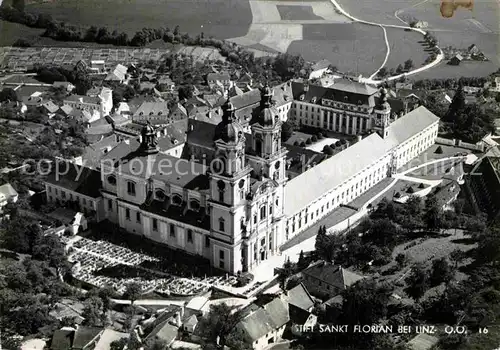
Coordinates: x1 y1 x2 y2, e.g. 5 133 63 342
47 186 92 207
287 164 387 233
124 207 211 247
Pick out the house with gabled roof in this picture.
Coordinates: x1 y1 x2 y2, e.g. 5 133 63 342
233 295 290 350
302 261 364 298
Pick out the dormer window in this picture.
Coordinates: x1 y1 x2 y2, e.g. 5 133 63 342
311 97 317 103
172 194 182 205
190 199 200 211
107 175 116 185
155 189 166 200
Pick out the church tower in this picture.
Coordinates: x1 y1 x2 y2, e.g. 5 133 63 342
240 83 288 271
373 87 392 139
208 99 252 273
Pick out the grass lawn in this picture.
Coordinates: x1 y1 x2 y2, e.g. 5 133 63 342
391 229 476 264
27 0 252 39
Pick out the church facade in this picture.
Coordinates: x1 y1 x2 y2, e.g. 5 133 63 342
45 81 439 274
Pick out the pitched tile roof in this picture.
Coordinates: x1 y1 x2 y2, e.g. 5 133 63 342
312 59 331 71
50 329 73 350
236 297 289 342
105 64 127 81
72 326 103 349
286 283 315 311
284 106 439 215
133 102 169 118
45 163 102 198
303 262 364 290
0 183 18 198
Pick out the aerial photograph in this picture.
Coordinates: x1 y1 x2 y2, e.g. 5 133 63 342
0 0 499 349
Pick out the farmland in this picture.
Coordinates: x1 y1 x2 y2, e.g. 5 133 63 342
26 0 253 39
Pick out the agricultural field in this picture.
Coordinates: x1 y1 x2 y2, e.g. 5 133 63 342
26 0 253 39
0 20 44 46
384 27 429 71
287 23 387 75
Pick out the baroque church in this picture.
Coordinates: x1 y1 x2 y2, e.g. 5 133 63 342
45 81 439 273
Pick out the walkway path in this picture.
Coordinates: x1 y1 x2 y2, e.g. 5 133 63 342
328 0 444 84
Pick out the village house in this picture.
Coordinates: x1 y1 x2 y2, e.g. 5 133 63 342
0 182 18 214
53 81 76 92
105 64 128 83
233 296 290 350
302 261 364 298
309 59 331 80
449 54 463 66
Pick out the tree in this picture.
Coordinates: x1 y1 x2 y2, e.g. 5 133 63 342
297 250 308 270
278 258 294 290
404 195 423 217
378 67 388 77
123 282 142 304
12 0 25 12
199 304 245 349
32 234 69 276
82 296 105 326
395 253 408 268
281 121 294 142
341 279 392 325
445 81 466 123
435 145 443 154
365 218 399 247
424 195 442 232
430 258 454 286
315 226 333 262
405 263 429 301
0 88 18 102
404 59 414 71
396 64 404 74
305 138 312 145
450 249 465 269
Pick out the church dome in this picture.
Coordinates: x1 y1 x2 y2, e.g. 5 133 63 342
377 87 391 111
214 98 243 143
142 122 155 135
259 107 277 127
214 120 243 143
257 82 278 127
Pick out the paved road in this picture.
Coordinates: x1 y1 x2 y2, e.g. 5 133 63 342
329 0 444 84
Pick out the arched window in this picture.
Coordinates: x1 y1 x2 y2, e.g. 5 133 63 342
238 179 245 188
107 175 116 185
219 217 225 232
255 139 262 154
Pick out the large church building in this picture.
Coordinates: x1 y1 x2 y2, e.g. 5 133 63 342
45 80 439 274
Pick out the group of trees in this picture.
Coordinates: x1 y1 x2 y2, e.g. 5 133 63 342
35 65 92 95
0 211 74 338
439 82 495 143
378 59 414 78
405 257 455 301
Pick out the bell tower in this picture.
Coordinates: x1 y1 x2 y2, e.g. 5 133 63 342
208 99 252 274
373 87 391 139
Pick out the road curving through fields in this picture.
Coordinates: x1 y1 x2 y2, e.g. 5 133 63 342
328 0 444 85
